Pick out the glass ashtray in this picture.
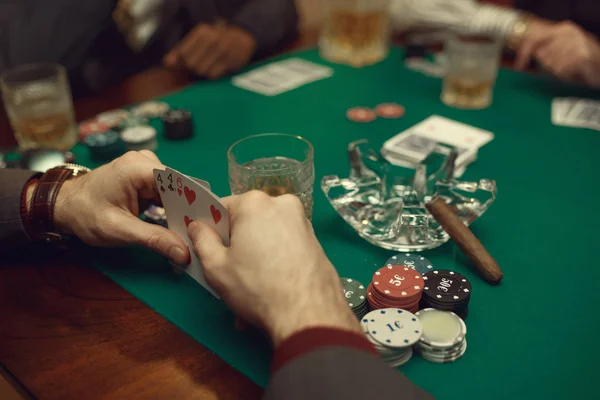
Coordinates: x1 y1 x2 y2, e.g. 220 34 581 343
321 140 497 252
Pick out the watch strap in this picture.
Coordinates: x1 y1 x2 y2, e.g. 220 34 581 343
27 167 75 241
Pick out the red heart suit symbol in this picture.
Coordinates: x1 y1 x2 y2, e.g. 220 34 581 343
177 188 182 196
184 216 193 228
184 186 196 205
210 205 222 224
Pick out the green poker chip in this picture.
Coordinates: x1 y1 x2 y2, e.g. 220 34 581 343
341 277 367 314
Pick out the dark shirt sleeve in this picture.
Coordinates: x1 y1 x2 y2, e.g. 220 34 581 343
230 0 299 56
0 169 38 251
265 328 435 400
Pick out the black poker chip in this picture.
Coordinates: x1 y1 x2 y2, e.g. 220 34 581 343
421 270 471 320
162 109 194 140
422 270 471 304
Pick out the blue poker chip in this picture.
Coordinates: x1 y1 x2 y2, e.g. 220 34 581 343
385 253 433 275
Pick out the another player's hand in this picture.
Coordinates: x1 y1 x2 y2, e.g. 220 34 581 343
163 23 257 80
187 191 361 346
53 151 190 265
516 20 600 87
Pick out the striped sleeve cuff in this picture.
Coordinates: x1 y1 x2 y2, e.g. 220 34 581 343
466 5 522 39
271 327 378 373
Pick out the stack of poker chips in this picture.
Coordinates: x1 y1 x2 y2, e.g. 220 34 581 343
415 308 467 364
162 109 194 140
421 270 471 320
367 266 424 313
83 130 124 161
361 308 423 367
385 253 434 275
120 125 158 152
341 278 368 318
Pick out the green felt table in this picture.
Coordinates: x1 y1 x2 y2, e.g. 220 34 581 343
76 47 600 399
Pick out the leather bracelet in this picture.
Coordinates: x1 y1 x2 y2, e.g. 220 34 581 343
20 175 42 239
27 167 75 242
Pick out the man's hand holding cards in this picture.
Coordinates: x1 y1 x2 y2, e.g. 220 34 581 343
153 167 229 298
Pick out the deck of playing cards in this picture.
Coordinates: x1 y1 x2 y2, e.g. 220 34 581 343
382 115 494 177
552 97 600 131
232 58 334 96
153 167 229 298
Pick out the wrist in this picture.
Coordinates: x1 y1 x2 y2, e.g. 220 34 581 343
266 277 363 347
53 179 76 236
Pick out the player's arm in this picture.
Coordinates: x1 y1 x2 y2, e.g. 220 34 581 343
187 193 434 400
0 169 40 249
229 0 299 57
390 0 521 40
0 152 190 265
264 328 434 400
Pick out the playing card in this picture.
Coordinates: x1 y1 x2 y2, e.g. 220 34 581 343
564 99 600 130
411 115 494 150
232 58 334 96
381 116 488 177
153 168 228 298
383 133 438 163
164 167 210 191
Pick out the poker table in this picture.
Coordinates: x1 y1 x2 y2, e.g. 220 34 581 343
2 46 599 400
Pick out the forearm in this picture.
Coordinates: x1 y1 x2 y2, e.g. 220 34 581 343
230 0 299 56
391 0 521 41
0 169 40 250
265 328 434 400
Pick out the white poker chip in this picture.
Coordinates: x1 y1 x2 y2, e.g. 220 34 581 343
120 126 157 144
415 308 467 348
132 101 170 117
96 109 130 127
366 308 423 349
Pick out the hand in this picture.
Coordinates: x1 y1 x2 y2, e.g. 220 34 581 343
53 151 190 265
187 191 361 346
516 20 600 87
163 23 257 80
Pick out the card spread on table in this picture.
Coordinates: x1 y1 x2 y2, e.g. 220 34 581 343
382 115 493 177
232 57 334 96
552 97 600 131
153 167 229 298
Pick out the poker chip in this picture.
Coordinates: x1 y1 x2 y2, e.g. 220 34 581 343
96 109 130 128
120 126 158 151
132 101 170 118
162 109 194 140
415 308 467 363
341 278 368 318
78 119 110 141
367 266 424 314
375 103 405 119
362 309 420 367
385 253 434 275
142 205 167 227
346 107 376 123
421 270 471 319
119 116 149 130
83 130 124 160
366 308 423 348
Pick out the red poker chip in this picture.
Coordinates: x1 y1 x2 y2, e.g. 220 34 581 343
372 266 424 300
375 103 405 119
346 107 376 123
79 120 110 141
